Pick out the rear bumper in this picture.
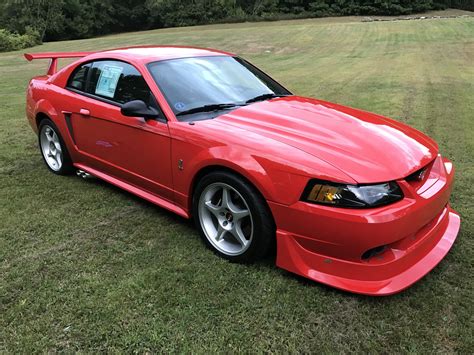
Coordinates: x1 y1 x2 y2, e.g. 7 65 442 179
269 156 461 295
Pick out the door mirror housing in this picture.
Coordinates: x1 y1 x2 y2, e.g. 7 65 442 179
121 100 160 119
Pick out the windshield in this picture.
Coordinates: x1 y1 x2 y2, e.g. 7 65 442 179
147 56 290 120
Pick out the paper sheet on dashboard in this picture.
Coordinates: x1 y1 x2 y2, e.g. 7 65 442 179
95 65 123 98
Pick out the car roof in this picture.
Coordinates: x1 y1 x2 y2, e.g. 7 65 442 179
98 45 235 63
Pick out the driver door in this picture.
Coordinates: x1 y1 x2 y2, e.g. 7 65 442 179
63 59 174 201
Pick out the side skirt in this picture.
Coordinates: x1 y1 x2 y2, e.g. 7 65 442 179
74 163 190 219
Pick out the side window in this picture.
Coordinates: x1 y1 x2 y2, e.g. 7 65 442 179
67 63 91 92
87 60 155 106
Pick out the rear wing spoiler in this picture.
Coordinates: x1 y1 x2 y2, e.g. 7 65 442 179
24 52 94 75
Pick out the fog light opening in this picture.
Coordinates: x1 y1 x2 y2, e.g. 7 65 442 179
362 245 387 260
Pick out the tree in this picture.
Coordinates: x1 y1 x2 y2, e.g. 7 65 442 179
0 0 65 41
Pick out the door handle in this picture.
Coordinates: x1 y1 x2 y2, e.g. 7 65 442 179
79 108 90 116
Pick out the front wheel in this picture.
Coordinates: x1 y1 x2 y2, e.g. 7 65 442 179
193 171 275 263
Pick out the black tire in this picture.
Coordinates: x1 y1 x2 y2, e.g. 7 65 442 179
193 170 275 263
38 118 74 175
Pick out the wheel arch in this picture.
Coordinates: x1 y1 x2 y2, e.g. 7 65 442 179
33 99 60 129
35 112 51 128
33 100 77 160
188 164 275 225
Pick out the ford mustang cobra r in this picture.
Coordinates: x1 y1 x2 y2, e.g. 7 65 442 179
24 46 460 295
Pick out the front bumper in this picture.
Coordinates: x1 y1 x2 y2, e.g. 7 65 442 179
269 155 461 295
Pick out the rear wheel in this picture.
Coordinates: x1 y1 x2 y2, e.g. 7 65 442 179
193 171 274 263
38 119 73 175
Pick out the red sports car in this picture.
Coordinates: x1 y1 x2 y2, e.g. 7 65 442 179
24 46 460 295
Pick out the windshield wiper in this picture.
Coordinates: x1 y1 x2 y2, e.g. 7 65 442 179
176 103 242 117
245 93 288 104
175 94 289 117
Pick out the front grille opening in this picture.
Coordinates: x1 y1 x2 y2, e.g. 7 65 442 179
361 245 387 260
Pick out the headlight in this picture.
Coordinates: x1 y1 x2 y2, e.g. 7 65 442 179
302 180 403 208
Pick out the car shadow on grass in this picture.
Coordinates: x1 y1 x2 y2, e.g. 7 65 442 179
77 173 193 224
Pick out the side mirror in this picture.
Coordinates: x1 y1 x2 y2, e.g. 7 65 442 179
121 100 160 119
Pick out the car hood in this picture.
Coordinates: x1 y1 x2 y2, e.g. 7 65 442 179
214 96 438 183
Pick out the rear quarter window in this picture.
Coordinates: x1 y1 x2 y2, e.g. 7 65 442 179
67 63 91 91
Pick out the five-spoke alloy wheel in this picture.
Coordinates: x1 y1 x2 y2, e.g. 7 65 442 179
40 125 63 171
198 182 254 256
38 119 73 175
194 171 275 263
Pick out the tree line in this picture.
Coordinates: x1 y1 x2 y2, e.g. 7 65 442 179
0 0 471 52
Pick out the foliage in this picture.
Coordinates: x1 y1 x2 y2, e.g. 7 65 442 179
0 0 64 42
0 27 41 52
0 0 472 50
437 0 474 11
146 0 241 27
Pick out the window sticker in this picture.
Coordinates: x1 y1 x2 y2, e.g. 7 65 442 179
95 65 123 98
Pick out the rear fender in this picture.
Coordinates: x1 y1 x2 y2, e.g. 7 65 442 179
35 99 60 128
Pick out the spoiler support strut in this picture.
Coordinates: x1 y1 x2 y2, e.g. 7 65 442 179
24 52 94 75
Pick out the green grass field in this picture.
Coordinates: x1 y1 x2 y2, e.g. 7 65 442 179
1 13 473 352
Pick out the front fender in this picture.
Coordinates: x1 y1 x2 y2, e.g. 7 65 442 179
189 147 280 201
171 141 280 212
169 122 353 213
